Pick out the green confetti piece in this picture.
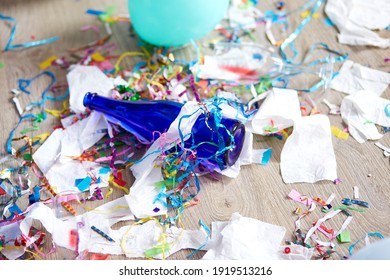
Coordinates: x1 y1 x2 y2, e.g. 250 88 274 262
23 154 33 161
113 141 124 147
20 124 39 135
255 76 272 95
0 62 5 69
262 125 279 133
322 205 366 213
337 230 351 243
154 179 174 189
144 244 170 258
35 113 46 122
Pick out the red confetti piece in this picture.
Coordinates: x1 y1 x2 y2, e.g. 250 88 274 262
90 253 109 260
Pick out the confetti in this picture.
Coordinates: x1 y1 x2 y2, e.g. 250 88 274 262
331 126 349 140
39 56 59 70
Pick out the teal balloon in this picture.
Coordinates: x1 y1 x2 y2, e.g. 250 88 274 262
128 0 230 47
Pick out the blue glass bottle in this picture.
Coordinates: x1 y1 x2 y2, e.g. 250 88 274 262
83 93 245 170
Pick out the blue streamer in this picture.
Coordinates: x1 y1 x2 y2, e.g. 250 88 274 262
187 219 211 259
18 71 57 111
0 13 59 52
279 0 325 64
284 0 317 16
6 71 58 154
6 114 36 154
303 43 348 66
348 232 384 256
86 9 105 16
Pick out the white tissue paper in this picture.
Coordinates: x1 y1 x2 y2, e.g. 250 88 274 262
0 221 25 260
15 201 204 259
331 60 390 96
278 244 314 260
280 114 338 183
33 111 109 193
250 88 301 135
202 212 286 260
67 65 114 113
325 0 390 48
119 221 207 259
340 90 390 143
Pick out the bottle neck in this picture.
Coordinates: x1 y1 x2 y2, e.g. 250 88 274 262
83 93 183 142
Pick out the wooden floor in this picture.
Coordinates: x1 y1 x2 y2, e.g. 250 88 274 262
1 0 389 260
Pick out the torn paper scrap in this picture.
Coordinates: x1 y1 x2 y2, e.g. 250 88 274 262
252 148 272 165
14 199 134 260
19 202 203 259
0 221 25 260
278 244 314 260
125 167 166 218
33 111 108 193
117 221 207 259
67 65 114 113
19 203 83 258
250 88 301 135
202 212 286 260
331 60 390 96
340 90 390 143
325 0 390 48
280 114 338 183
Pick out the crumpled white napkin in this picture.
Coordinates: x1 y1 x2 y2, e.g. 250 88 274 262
202 212 286 260
16 202 205 260
280 114 338 183
67 65 115 113
249 88 301 135
325 0 390 48
340 90 390 143
331 60 390 96
33 111 109 193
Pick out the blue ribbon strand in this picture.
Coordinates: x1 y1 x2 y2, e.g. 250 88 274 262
279 0 325 64
0 13 59 51
6 71 58 154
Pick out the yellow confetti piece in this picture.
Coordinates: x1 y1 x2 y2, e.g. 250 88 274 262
32 132 50 143
44 101 68 118
331 126 349 140
105 188 113 198
91 52 105 62
300 11 320 19
39 55 58 70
